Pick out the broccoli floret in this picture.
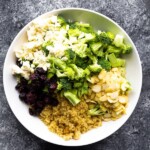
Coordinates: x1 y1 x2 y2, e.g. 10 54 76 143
88 104 105 116
65 49 76 63
57 16 66 25
75 22 94 33
57 78 72 91
56 67 75 80
108 53 125 67
72 43 87 58
68 28 81 37
106 45 122 56
90 42 104 57
113 34 132 54
98 59 111 71
80 33 96 43
77 81 89 97
47 63 56 79
98 32 114 44
69 64 85 80
56 70 67 78
65 67 75 80
75 56 90 69
64 91 80 106
42 41 53 56
88 64 102 73
122 44 132 54
49 57 66 70
113 34 124 47
73 82 82 88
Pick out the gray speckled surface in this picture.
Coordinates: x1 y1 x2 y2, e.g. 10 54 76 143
0 0 150 150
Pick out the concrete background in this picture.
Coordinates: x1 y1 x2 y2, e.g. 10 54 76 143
0 0 150 149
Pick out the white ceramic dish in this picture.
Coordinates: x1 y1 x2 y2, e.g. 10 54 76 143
3 8 142 146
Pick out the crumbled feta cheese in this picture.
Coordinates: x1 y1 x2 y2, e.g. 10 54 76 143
12 65 23 75
33 51 50 71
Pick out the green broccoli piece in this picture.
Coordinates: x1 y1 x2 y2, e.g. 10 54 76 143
57 16 66 25
68 28 81 37
88 105 105 116
98 32 114 44
57 78 72 91
65 67 75 80
72 43 87 58
75 56 90 69
49 57 66 70
106 45 122 56
80 33 96 43
75 22 94 33
56 70 67 78
98 59 111 71
77 81 89 97
108 53 125 67
64 91 80 106
69 64 85 80
122 44 132 54
56 67 75 80
88 64 102 73
47 63 56 79
90 42 104 57
113 34 124 47
65 49 76 63
73 82 82 88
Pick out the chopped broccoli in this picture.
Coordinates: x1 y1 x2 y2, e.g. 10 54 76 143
77 81 89 97
65 49 76 61
73 82 82 88
122 44 132 54
113 34 132 54
98 32 114 44
56 70 67 78
49 57 66 70
64 91 80 106
56 67 75 80
68 28 81 37
113 34 124 47
106 45 122 56
75 56 90 69
69 64 85 80
88 64 102 73
88 104 105 116
90 42 104 57
75 22 94 33
80 33 96 43
57 78 72 91
57 16 66 25
98 58 111 71
108 53 125 67
65 67 75 80
72 43 87 58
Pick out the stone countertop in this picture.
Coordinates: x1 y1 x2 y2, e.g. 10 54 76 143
0 0 150 150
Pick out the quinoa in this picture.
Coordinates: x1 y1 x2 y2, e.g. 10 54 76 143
40 97 102 140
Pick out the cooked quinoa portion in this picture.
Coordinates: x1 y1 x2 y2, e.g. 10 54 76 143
40 68 130 140
40 99 102 140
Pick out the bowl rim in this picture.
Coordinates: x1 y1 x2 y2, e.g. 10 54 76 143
3 8 142 146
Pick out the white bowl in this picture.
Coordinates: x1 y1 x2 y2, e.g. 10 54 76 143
3 8 142 146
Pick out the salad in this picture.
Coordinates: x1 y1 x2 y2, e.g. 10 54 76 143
12 16 132 140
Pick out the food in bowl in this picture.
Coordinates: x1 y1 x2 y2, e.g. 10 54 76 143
12 15 132 140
